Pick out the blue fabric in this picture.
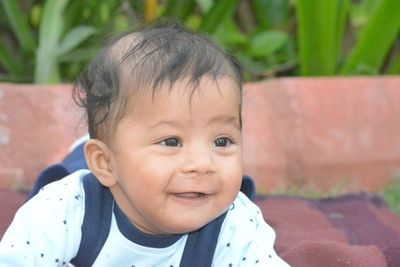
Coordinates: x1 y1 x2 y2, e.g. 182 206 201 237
241 175 255 201
70 174 113 267
27 164 69 200
62 142 88 172
114 202 183 248
180 211 228 267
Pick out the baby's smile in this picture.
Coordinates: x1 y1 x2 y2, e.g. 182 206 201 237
173 192 208 198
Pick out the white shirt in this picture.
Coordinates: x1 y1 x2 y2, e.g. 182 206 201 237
0 170 289 267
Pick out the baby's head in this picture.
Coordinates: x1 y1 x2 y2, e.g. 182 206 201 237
76 22 244 235
76 22 242 143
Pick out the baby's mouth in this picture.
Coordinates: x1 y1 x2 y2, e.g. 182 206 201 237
173 192 208 198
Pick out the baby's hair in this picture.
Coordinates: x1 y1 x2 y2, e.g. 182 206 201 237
74 21 242 143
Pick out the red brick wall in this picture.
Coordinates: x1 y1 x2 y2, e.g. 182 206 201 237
242 77 400 193
1 77 399 193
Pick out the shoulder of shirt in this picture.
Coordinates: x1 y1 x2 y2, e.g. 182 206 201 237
29 169 90 210
222 192 275 238
37 169 89 193
1 170 91 263
232 192 262 216
20 169 90 243
212 192 277 265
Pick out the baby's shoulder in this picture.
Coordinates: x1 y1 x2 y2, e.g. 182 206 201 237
35 169 88 195
0 170 91 263
27 169 90 214
220 192 275 242
228 192 264 223
212 193 286 266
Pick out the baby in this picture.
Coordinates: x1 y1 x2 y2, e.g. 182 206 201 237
0 22 289 266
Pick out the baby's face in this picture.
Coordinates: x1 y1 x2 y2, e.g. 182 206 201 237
109 76 242 234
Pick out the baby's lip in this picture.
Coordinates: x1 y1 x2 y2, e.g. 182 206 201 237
172 192 209 198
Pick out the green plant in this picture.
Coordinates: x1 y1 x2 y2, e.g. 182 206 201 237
0 0 294 82
381 178 400 216
296 0 400 76
0 0 35 82
0 0 399 83
296 0 349 75
342 0 400 74
34 0 98 83
183 0 294 80
188 0 400 77
0 0 125 83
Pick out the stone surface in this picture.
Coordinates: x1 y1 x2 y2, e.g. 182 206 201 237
242 76 400 193
0 77 400 193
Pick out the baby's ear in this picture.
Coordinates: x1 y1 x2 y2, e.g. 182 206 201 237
84 139 117 187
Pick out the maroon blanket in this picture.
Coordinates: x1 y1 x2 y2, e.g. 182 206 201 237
1 191 399 266
256 193 400 267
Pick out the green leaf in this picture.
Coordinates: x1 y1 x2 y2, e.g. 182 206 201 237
164 0 196 20
113 14 130 32
386 52 400 74
30 4 42 27
296 0 342 76
213 19 247 48
196 0 213 12
184 14 202 30
248 31 288 58
342 0 400 75
58 47 99 63
350 0 380 27
199 0 238 34
0 41 21 75
252 0 290 29
1 0 36 52
335 0 350 67
34 0 70 84
63 1 85 30
56 26 96 56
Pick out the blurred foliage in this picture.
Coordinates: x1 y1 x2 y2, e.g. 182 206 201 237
0 0 399 83
381 177 400 216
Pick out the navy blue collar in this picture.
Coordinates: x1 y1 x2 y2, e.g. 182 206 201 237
113 202 183 248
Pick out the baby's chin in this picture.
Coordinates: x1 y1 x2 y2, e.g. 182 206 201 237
158 210 228 235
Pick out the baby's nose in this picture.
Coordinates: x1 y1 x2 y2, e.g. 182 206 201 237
180 145 216 175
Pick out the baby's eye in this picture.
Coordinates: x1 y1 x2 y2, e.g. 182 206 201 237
160 137 181 147
213 137 232 147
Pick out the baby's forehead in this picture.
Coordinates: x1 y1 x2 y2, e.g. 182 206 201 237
120 75 241 124
123 74 240 101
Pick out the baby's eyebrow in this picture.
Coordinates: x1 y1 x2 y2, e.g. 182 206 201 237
207 115 241 129
148 120 183 129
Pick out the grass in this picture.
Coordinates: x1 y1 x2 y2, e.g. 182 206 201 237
267 176 350 200
269 181 348 200
381 178 400 216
